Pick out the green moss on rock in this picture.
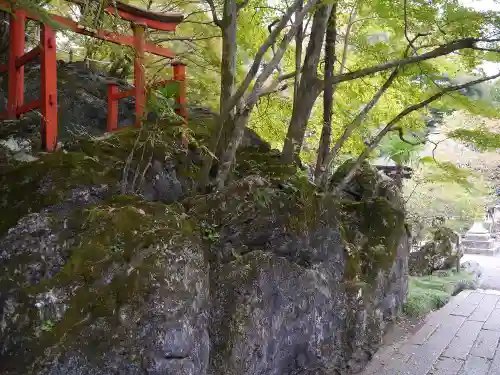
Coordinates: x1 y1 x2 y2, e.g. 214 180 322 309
1 196 202 372
340 197 405 284
0 123 186 235
234 148 298 182
0 150 116 234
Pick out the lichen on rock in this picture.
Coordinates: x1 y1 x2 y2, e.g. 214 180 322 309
0 132 410 375
0 195 209 375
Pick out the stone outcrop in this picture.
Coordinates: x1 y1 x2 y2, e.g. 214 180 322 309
0 133 410 375
409 226 462 275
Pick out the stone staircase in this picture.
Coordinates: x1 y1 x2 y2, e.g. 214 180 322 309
462 221 500 255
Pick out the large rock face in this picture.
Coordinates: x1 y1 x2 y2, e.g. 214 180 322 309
0 136 409 375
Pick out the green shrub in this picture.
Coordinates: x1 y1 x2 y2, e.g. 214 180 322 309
403 271 474 317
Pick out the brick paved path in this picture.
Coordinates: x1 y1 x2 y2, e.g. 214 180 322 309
361 290 500 375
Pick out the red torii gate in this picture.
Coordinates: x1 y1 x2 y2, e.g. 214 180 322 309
0 1 187 151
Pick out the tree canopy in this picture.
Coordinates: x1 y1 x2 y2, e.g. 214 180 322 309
5 0 500 202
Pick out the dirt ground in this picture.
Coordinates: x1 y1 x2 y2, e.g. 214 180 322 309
382 315 426 346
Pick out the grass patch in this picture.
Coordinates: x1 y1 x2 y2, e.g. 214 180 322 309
403 270 475 317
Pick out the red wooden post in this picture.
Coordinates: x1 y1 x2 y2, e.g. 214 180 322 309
7 10 26 118
133 23 146 127
107 83 119 131
172 61 188 147
40 24 58 151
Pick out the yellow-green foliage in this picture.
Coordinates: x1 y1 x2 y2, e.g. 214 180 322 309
449 127 500 151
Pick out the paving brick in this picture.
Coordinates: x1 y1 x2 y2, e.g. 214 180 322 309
431 357 464 375
471 330 500 359
399 315 466 375
443 320 483 360
452 293 485 317
458 356 491 375
367 344 417 375
488 347 500 375
470 294 500 322
484 309 500 331
410 291 472 346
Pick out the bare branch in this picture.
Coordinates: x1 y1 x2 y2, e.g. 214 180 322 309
268 18 283 74
155 36 221 42
332 71 500 193
392 127 426 146
472 46 500 53
319 66 400 186
214 0 321 188
322 37 493 88
205 0 222 27
223 0 306 115
258 70 297 97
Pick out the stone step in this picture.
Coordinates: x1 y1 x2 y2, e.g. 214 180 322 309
464 247 500 255
462 241 498 250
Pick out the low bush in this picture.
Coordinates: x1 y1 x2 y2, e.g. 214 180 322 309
403 270 475 317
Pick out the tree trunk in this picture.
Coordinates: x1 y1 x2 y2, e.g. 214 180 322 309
214 106 251 189
314 3 337 181
199 0 238 188
215 0 320 187
215 0 238 158
314 5 355 181
281 3 333 165
293 3 304 105
318 67 400 187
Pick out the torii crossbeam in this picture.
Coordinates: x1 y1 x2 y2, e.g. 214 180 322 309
0 0 187 151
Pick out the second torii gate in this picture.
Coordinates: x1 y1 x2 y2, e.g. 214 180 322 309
0 1 187 151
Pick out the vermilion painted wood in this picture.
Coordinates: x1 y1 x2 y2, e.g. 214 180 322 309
16 46 41 68
106 84 119 132
106 8 178 31
172 62 188 147
172 62 187 121
17 99 41 116
0 45 60 73
110 88 135 101
49 14 176 58
0 1 188 150
133 24 146 128
0 3 176 59
7 10 25 118
40 24 58 152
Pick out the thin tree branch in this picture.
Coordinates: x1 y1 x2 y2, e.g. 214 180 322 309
155 36 221 42
472 46 500 53
332 71 500 193
321 37 497 88
405 181 421 204
258 71 297 97
214 0 321 188
205 0 222 27
319 66 400 186
223 0 305 116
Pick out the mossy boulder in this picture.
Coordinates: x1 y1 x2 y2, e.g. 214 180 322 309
0 196 209 374
0 154 409 375
188 165 409 374
409 226 462 276
0 123 193 236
